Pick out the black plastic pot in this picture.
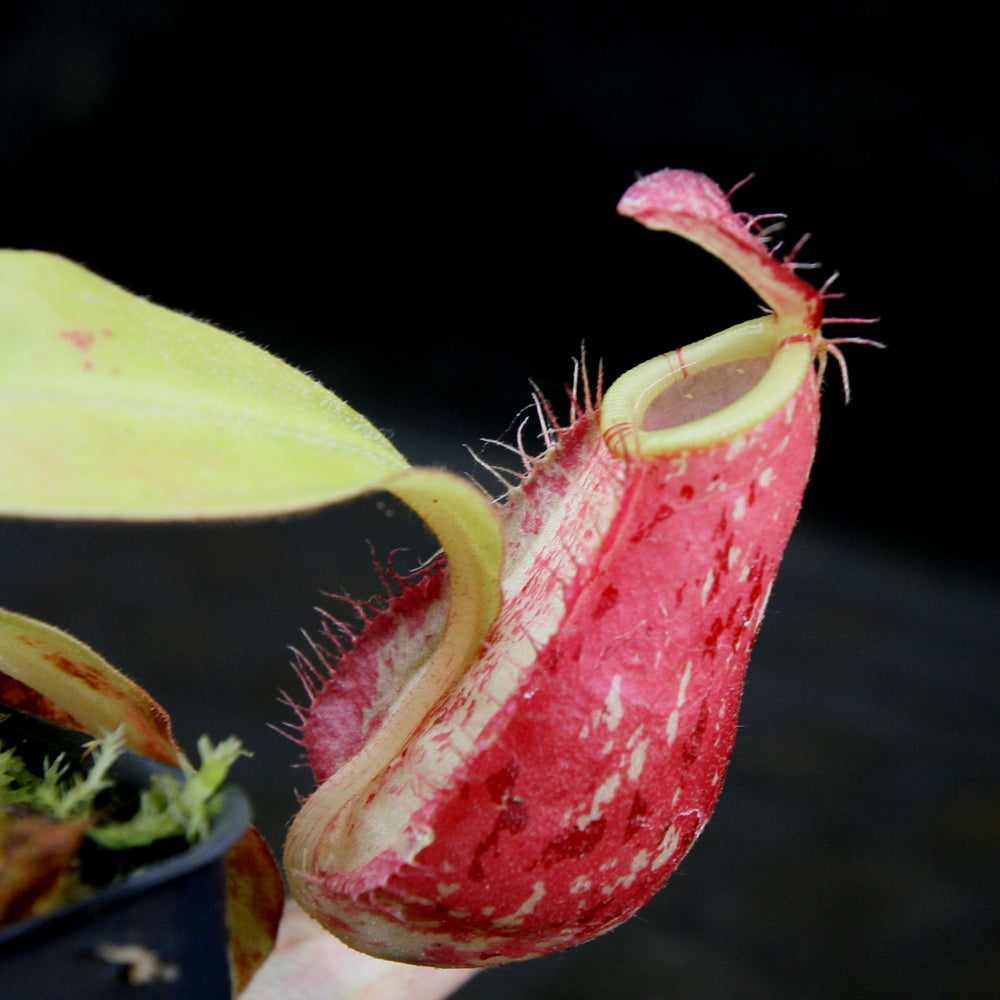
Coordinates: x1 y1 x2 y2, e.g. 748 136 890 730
0 708 251 1000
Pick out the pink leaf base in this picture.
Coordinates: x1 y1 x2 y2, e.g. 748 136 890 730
243 900 477 1000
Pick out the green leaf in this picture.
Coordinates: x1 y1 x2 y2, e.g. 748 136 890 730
0 251 506 787
0 607 183 766
0 250 410 519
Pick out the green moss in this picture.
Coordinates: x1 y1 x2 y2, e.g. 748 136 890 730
0 729 245 850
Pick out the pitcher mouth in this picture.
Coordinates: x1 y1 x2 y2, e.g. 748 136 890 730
600 315 813 458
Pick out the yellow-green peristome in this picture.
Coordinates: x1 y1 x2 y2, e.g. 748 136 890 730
601 315 814 457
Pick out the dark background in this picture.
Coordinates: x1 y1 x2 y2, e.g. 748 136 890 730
1 2 996 997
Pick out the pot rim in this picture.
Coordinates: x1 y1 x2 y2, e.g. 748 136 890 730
0 707 251 948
